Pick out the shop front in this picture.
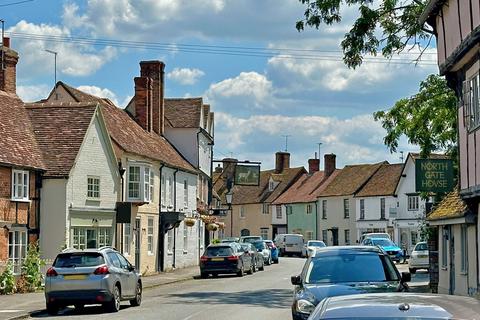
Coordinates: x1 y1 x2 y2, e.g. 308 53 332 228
69 209 116 249
356 220 389 243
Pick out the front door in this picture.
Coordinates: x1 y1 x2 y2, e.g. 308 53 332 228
86 229 97 248
449 226 455 295
331 229 339 246
135 218 141 270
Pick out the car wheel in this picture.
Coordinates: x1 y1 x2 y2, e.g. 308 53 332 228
46 302 59 315
105 285 121 313
129 282 142 307
200 272 208 279
248 263 254 275
274 258 279 264
409 268 417 274
252 262 257 273
259 261 265 271
74 304 84 311
237 266 244 277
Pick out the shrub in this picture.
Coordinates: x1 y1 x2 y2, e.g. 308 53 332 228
211 238 221 244
0 262 16 295
21 241 45 292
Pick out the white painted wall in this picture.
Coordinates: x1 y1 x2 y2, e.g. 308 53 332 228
317 196 357 245
271 204 287 225
198 132 212 176
164 127 198 167
355 196 396 239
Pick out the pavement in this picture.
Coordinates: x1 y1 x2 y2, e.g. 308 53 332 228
0 265 199 320
395 262 431 293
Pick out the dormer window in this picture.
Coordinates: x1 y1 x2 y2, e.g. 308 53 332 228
268 178 275 191
127 164 153 203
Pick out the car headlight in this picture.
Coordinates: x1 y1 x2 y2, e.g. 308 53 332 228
296 299 316 314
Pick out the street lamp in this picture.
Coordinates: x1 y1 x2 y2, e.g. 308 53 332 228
225 191 233 236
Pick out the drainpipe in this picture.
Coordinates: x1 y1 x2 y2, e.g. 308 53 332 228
118 162 126 253
315 201 319 240
173 168 179 269
157 164 165 272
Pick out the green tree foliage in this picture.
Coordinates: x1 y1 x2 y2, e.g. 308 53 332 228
21 241 45 292
373 74 457 159
296 0 433 68
0 262 16 295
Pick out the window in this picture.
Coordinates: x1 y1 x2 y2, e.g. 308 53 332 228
343 199 349 218
167 229 174 252
11 170 29 201
8 230 27 274
408 195 419 211
240 206 246 218
322 230 328 243
149 169 154 202
128 166 141 199
306 231 313 241
322 200 327 219
262 203 269 214
260 228 269 240
380 198 385 219
161 174 166 205
306 204 312 214
463 73 480 130
411 231 418 246
286 206 292 215
360 199 365 220
168 176 174 206
344 229 350 245
441 227 448 268
269 179 275 191
128 165 154 202
277 205 283 219
147 217 154 254
71 227 111 250
461 225 468 273
123 223 131 255
184 179 188 208
241 229 250 236
87 176 100 198
183 223 188 251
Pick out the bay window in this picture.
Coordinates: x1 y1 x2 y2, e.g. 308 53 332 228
127 164 154 203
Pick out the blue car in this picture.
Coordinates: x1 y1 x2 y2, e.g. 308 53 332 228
362 237 403 262
264 240 279 264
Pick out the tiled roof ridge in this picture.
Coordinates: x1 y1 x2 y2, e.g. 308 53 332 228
165 97 203 101
25 101 99 109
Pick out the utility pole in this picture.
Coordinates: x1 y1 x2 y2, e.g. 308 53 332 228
282 135 291 152
45 49 58 99
317 142 323 159
399 151 404 163
1 20 5 71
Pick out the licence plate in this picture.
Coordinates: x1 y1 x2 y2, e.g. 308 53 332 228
418 255 428 258
211 258 224 262
64 274 87 280
286 244 293 247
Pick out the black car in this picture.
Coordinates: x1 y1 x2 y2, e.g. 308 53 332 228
291 246 410 320
200 243 253 278
240 243 265 272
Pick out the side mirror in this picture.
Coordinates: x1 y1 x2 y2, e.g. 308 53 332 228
257 249 262 252
128 265 135 272
401 272 411 283
244 250 249 254
291 275 302 286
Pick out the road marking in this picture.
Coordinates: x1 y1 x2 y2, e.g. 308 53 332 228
0 310 24 313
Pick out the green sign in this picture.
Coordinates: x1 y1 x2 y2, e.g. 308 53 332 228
234 165 260 186
415 159 453 193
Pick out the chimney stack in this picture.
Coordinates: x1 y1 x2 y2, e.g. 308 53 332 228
133 76 153 131
275 152 290 173
214 164 223 174
140 61 165 135
0 37 19 94
308 158 320 174
324 153 336 178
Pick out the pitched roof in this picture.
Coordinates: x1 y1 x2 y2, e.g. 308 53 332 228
427 189 468 221
54 83 197 173
318 162 386 197
25 102 97 177
409 153 449 161
164 98 202 128
0 91 44 170
355 163 403 197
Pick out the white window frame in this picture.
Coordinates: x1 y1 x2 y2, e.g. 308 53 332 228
87 176 100 199
123 223 131 256
306 204 312 215
441 227 448 268
168 176 174 207
322 230 328 243
11 169 29 201
344 229 350 245
277 205 283 219
183 223 188 252
147 217 154 254
463 73 480 131
127 164 153 203
380 198 386 219
408 195 419 211
305 231 313 241
262 203 269 215
167 229 174 253
461 225 468 273
71 227 112 250
149 169 154 203
360 199 365 219
269 180 275 191
260 228 269 240
183 179 189 208
240 206 246 218
8 229 27 274
161 173 166 206
343 199 349 218
322 200 327 219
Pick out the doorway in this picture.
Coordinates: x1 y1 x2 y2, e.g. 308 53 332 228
135 218 141 270
448 226 455 295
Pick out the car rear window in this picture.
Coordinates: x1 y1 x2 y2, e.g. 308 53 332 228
243 237 261 243
305 253 399 284
285 235 303 243
253 241 265 250
415 243 428 251
54 252 105 268
206 246 233 256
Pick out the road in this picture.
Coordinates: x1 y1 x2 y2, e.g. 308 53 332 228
29 257 305 320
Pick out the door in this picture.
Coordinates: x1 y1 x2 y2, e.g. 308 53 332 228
116 253 136 296
449 226 455 295
135 218 141 271
331 229 339 246
86 229 97 248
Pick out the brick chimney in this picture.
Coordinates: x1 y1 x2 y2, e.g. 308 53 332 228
133 76 153 131
275 152 290 173
0 37 19 94
324 153 336 178
140 61 165 135
308 158 320 174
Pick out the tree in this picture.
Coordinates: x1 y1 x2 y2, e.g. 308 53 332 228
296 0 433 68
373 74 457 159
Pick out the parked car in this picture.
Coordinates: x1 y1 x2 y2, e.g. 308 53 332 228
252 240 272 265
264 240 279 264
290 246 410 320
308 293 480 319
302 240 326 258
200 243 253 278
239 236 263 243
408 241 429 273
45 247 142 315
240 243 265 271
274 233 304 257
359 232 391 242
362 237 403 262
221 237 239 243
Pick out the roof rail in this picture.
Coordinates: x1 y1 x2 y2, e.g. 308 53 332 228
61 248 78 253
98 246 116 251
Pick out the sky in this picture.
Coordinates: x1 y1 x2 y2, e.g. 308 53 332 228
1 0 439 170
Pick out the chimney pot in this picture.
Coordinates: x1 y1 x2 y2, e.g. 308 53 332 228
324 154 336 178
308 158 320 174
3 37 10 48
275 152 290 173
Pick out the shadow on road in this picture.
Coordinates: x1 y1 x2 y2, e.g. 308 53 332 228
30 305 133 318
167 288 292 309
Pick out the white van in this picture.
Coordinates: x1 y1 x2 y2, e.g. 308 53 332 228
274 234 304 257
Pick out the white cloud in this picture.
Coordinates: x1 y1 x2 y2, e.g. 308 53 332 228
77 85 120 105
7 20 117 78
167 68 205 85
17 84 51 102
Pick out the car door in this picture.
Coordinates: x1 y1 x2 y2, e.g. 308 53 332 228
116 253 136 296
107 252 129 296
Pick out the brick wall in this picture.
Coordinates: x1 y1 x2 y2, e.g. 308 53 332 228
0 44 19 94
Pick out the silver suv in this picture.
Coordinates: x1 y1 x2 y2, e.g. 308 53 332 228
45 247 142 315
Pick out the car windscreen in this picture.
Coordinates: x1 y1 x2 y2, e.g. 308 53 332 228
285 235 303 243
308 241 326 247
243 237 261 243
54 252 105 268
371 239 395 247
304 253 399 284
206 246 233 257
253 241 265 250
415 243 428 251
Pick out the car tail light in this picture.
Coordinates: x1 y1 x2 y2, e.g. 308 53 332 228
227 255 239 261
46 267 58 277
94 265 109 275
200 255 209 262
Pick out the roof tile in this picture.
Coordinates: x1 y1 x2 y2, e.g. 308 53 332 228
427 189 468 221
164 98 202 128
355 163 403 197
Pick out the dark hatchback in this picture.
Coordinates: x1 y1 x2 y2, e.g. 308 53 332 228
200 243 252 278
291 246 410 320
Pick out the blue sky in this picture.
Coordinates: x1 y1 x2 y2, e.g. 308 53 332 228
2 0 439 169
